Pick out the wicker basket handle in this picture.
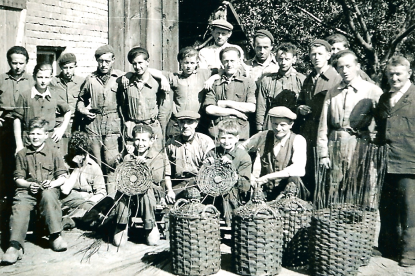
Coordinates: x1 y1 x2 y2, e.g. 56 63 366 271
172 198 189 210
201 204 220 218
253 205 279 219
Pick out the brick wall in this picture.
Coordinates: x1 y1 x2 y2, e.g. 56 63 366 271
24 0 109 77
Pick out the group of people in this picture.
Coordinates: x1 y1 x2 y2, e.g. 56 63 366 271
0 18 414 268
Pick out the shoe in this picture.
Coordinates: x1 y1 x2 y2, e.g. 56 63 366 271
146 226 160 246
399 258 415 267
113 225 128 247
2 247 23 264
62 217 76 230
50 236 68 252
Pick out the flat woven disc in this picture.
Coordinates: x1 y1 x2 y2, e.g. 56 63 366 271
197 160 237 197
115 161 152 196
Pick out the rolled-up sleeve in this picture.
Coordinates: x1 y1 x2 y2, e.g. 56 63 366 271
14 150 27 180
317 93 331 158
280 135 307 177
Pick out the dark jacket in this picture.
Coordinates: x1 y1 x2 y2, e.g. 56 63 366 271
375 83 415 174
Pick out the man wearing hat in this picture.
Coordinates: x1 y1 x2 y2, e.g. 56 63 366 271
77 45 124 194
50 53 85 155
256 42 306 131
240 106 307 201
245 29 279 82
199 19 244 71
165 110 215 203
296 39 342 197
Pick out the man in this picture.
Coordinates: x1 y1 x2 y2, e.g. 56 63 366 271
0 46 34 202
297 39 342 196
240 106 307 201
317 50 382 172
77 45 123 192
49 53 85 155
165 110 215 203
198 19 244 71
204 47 256 140
244 29 279 82
256 42 305 131
375 56 415 266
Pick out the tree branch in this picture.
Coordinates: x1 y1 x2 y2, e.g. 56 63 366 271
292 5 353 38
383 23 415 63
349 0 371 43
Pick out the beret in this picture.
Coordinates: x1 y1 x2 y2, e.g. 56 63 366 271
175 110 200 120
58 53 76 66
268 106 297 120
210 19 233 31
309 39 331 52
255 29 274 43
95 45 115 59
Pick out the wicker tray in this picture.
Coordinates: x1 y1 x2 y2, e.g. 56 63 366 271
197 159 238 197
232 190 283 275
169 188 221 276
114 161 152 196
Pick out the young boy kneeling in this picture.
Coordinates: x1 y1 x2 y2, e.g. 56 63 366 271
205 119 252 226
2 118 68 265
113 124 168 247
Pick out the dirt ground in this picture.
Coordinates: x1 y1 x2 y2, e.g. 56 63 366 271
0 226 414 276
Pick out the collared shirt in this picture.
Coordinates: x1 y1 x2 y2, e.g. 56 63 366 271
390 80 411 107
0 71 34 114
244 54 279 82
198 42 245 70
13 86 70 131
118 72 171 129
317 77 383 157
14 142 67 182
256 68 306 130
168 68 212 115
70 156 107 196
123 147 170 184
166 132 215 178
50 74 84 114
241 130 307 178
30 87 51 99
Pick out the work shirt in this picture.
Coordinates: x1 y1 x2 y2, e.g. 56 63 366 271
317 77 382 158
70 156 107 196
206 146 251 192
14 143 67 183
199 42 245 70
256 68 306 130
13 87 70 131
0 71 34 116
50 74 84 115
242 130 306 178
166 132 215 178
244 54 279 82
203 72 256 139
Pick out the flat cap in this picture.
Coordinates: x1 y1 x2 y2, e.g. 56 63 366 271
309 39 331 52
175 110 200 120
58 53 77 66
210 19 233 31
268 106 297 120
95 45 115 59
255 29 274 43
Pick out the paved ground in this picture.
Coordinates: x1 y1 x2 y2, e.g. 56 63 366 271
0 227 414 276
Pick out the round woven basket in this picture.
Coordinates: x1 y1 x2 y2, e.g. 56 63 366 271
309 204 368 276
114 161 152 196
197 159 238 197
169 189 221 276
232 190 283 276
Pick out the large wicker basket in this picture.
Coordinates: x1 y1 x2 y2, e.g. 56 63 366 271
169 188 221 276
268 183 313 268
197 159 238 197
309 204 372 276
360 207 377 266
113 161 152 196
232 190 283 276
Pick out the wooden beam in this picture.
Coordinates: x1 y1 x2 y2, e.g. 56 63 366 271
146 0 163 70
162 0 179 72
108 0 125 71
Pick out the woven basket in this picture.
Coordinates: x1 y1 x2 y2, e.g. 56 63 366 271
309 204 369 276
169 188 221 276
232 189 283 276
268 183 313 268
114 161 152 196
197 159 238 197
360 208 377 266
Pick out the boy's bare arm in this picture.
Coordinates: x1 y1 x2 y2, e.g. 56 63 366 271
13 118 24 154
51 111 71 142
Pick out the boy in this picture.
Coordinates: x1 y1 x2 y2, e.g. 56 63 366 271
205 119 251 226
113 124 169 247
60 131 107 228
13 63 71 155
2 118 68 265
